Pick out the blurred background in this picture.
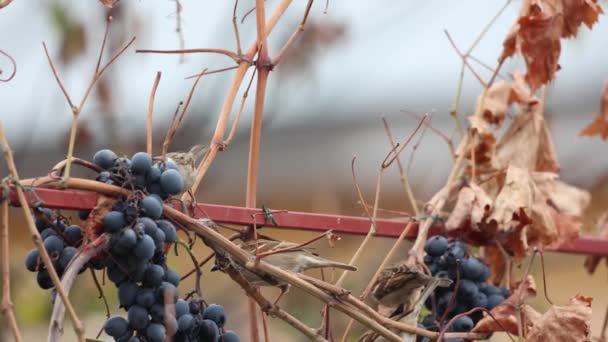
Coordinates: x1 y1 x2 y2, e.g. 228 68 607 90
1 0 608 341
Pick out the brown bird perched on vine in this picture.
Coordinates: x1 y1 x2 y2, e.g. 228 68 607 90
161 144 208 195
212 236 357 303
371 262 451 316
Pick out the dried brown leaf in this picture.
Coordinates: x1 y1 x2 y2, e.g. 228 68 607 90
562 0 604 38
494 106 560 173
445 183 492 231
82 195 117 241
490 165 534 232
580 82 608 140
526 295 593 342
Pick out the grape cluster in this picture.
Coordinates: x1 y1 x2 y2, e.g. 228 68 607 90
93 149 184 199
24 208 84 290
418 236 510 340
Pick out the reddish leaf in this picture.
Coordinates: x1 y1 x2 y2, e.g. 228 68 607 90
562 0 604 38
526 295 593 342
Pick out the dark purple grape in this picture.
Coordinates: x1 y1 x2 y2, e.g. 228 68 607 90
131 152 153 175
452 315 474 332
96 171 112 183
486 294 505 310
44 235 64 256
480 285 502 297
58 246 77 270
445 243 466 265
25 249 40 272
222 331 240 342
203 304 226 328
52 219 67 232
150 303 165 322
462 257 484 280
116 228 137 249
136 288 156 308
107 264 128 285
141 196 163 219
134 235 155 260
500 287 511 298
156 282 178 303
188 300 201 315
477 263 490 283
78 210 90 221
134 174 147 188
37 269 53 289
164 159 179 171
104 316 129 338
147 182 166 198
198 319 220 341
175 299 189 317
152 228 166 252
425 236 448 257
470 291 488 309
40 228 57 240
114 157 132 170
421 315 438 331
144 264 165 288
156 220 177 243
118 281 139 309
147 165 162 183
94 149 118 169
177 314 194 332
164 269 180 287
127 304 150 329
64 225 83 246
35 208 52 231
126 336 141 342
146 323 166 342
103 211 126 233
160 169 184 195
137 217 157 235
456 279 478 300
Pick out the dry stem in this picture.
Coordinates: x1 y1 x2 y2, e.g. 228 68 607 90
147 71 162 155
1 200 23 342
0 122 85 342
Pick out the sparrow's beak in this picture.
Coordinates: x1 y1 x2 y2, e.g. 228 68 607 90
210 265 219 272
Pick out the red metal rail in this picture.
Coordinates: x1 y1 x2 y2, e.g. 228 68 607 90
8 187 608 256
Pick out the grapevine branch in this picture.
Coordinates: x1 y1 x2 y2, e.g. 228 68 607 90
43 15 135 184
1 200 23 342
146 71 162 155
21 177 494 341
0 124 85 342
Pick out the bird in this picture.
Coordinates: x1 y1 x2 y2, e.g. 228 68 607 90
163 144 208 195
371 262 452 316
212 237 357 303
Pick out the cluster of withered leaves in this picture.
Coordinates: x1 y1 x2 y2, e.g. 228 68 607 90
501 0 603 92
580 82 608 140
474 276 593 341
445 78 591 266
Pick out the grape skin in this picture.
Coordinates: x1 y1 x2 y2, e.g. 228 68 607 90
160 169 184 195
104 316 129 338
94 149 118 170
25 249 40 272
203 304 227 328
141 196 163 219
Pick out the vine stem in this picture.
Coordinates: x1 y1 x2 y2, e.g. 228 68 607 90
48 235 110 342
0 121 85 342
1 200 23 342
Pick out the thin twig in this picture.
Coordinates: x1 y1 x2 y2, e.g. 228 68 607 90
340 221 415 342
225 68 257 146
271 0 314 66
147 71 162 155
0 49 17 82
174 0 186 63
382 117 419 216
136 48 240 63
1 200 23 342
0 121 85 342
233 0 243 56
334 156 386 288
89 269 110 320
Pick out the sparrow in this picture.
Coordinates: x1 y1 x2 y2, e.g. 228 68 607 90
371 262 451 316
163 144 208 195
212 238 357 303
